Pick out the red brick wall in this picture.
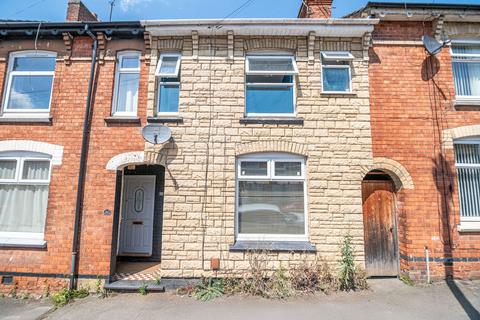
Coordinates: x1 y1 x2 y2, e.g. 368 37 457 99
66 0 98 22
369 21 480 280
0 37 146 295
298 0 332 19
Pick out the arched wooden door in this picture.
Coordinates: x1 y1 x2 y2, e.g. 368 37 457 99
362 177 398 277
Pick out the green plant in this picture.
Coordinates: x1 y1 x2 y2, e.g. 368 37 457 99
193 278 224 301
51 288 89 308
43 281 50 298
95 277 102 295
9 284 17 298
400 274 415 286
154 276 162 285
138 282 148 295
267 265 292 299
338 235 368 291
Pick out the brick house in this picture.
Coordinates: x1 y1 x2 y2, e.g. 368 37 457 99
0 0 479 294
349 2 480 280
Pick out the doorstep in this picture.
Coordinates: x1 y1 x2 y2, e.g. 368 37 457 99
104 280 165 292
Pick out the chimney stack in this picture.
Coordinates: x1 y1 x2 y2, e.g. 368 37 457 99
66 0 99 22
298 0 333 19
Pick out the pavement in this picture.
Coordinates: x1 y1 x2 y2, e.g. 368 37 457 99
1 279 479 320
0 298 51 320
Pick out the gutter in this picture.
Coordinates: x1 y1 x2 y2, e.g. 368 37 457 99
69 24 98 291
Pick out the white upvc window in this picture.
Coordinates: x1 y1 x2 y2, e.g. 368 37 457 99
245 55 298 117
2 51 56 115
321 51 353 94
454 138 480 231
0 151 52 246
236 153 308 241
112 51 141 116
451 41 480 103
155 53 181 115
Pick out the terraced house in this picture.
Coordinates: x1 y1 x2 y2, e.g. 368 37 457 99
0 0 478 295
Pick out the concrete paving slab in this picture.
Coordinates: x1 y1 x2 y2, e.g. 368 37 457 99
0 298 52 320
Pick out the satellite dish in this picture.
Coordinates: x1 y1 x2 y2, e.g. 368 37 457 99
422 35 451 55
141 124 172 145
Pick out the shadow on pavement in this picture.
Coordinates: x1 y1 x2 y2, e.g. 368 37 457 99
446 279 480 320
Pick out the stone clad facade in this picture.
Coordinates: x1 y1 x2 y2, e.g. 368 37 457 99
142 33 373 277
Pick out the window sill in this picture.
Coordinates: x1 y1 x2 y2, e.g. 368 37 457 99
321 92 356 96
104 116 141 124
454 99 480 110
0 117 52 125
147 116 183 124
240 117 304 125
0 238 47 249
229 241 316 252
457 222 480 233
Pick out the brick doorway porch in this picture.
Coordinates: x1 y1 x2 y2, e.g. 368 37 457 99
108 164 166 284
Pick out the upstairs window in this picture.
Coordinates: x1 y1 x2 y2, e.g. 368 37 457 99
3 51 56 113
245 56 298 117
112 51 140 116
236 153 307 241
451 42 480 100
454 139 480 221
0 151 52 245
321 51 354 93
156 53 181 114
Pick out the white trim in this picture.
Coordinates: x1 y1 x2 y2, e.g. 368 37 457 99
156 81 180 115
457 221 480 232
155 53 181 78
106 151 145 171
0 232 46 247
235 152 308 242
450 41 480 100
0 140 63 166
112 51 141 117
321 51 355 61
246 56 298 75
2 51 56 114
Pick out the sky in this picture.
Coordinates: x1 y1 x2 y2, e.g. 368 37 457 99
1 0 480 22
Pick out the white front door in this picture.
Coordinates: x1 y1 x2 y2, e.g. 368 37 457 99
118 175 156 256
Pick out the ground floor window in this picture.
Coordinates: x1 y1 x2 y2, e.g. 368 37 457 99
454 140 480 220
0 151 51 244
236 153 307 241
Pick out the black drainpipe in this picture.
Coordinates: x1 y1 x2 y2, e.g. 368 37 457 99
69 24 98 290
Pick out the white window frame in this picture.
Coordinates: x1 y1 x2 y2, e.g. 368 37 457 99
2 51 56 115
0 151 52 246
156 53 182 116
112 51 141 117
321 51 353 94
245 55 298 118
155 53 181 78
450 40 480 103
236 153 308 242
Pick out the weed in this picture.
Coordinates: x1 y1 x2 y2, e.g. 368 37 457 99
138 282 148 295
51 288 89 308
266 265 292 299
290 258 337 294
154 276 162 285
338 235 368 291
193 278 224 301
43 281 50 298
21 293 30 300
400 274 415 286
9 284 17 298
177 283 196 296
95 277 102 295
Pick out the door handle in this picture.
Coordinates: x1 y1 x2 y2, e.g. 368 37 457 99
132 221 143 225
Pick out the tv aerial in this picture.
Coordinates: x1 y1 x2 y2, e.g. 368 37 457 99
422 35 451 56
